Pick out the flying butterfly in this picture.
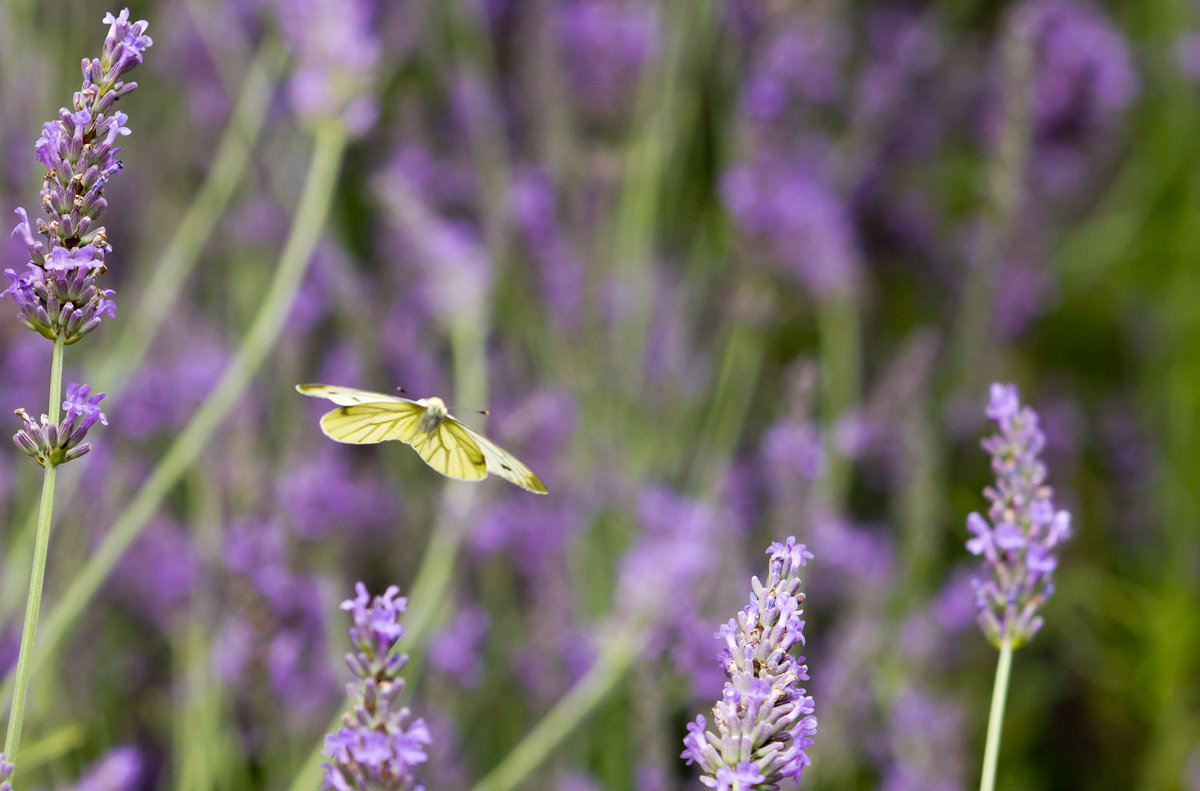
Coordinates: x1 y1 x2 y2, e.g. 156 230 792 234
296 384 548 494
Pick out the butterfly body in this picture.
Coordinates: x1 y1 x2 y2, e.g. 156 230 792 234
415 397 448 435
296 384 547 494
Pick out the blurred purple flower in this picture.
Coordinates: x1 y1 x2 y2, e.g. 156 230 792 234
762 419 826 494
278 447 401 540
510 168 585 328
0 754 11 791
742 15 847 119
112 332 226 439
557 0 660 119
558 773 602 791
722 154 860 296
274 0 380 135
966 383 1072 647
635 764 668 791
428 605 489 688
61 746 142 791
323 583 430 791
618 488 721 623
13 381 107 466
682 537 817 787
111 518 198 629
219 520 339 716
3 9 151 344
878 688 966 791
1177 33 1200 82
1013 0 1138 195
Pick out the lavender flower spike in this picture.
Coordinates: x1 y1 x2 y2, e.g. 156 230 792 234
0 754 12 791
13 382 108 467
683 537 818 789
966 383 1072 648
1 9 151 344
323 582 431 791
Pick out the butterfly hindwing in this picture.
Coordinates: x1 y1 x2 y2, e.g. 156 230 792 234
318 402 425 445
457 421 549 494
409 419 487 481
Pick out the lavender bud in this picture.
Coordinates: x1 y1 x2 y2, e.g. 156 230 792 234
11 382 107 467
965 384 1072 648
2 9 151 344
682 537 817 788
322 583 430 790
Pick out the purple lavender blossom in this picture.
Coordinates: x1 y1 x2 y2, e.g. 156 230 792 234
1177 33 1200 82
557 0 661 119
2 10 151 344
274 0 380 136
966 383 1072 647
721 153 859 296
12 381 107 466
62 745 143 791
1012 0 1138 195
323 583 431 791
427 605 489 688
682 538 817 788
0 754 11 791
740 15 847 119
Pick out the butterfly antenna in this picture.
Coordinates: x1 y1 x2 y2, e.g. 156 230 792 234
395 385 407 394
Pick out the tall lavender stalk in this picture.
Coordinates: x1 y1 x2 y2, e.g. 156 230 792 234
966 383 1071 791
322 583 431 791
682 537 818 789
0 8 151 767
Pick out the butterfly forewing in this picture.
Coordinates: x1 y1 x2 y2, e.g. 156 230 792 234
318 402 425 445
296 383 412 407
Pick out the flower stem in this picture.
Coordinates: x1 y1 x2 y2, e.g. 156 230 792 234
979 638 1015 791
0 120 348 710
470 632 642 791
92 38 285 396
4 334 65 762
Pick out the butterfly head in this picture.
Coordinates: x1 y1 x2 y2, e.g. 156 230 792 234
417 396 448 434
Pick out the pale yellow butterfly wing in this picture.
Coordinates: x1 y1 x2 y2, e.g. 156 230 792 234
316 402 426 445
452 418 548 494
296 383 410 407
408 419 488 481
297 383 547 493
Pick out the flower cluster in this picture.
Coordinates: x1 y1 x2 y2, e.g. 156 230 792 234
683 538 818 789
966 383 1072 648
274 0 381 136
12 383 108 467
0 754 12 791
323 583 431 791
1 9 151 344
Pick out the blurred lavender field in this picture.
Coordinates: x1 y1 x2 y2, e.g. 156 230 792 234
0 0 1197 789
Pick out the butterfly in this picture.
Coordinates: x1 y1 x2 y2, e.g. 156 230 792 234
296 384 548 494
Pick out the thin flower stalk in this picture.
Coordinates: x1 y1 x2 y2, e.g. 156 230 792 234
966 383 1072 791
2 8 151 766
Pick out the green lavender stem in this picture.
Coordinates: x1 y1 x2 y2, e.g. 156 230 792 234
470 630 643 791
0 119 348 710
817 288 862 507
4 334 64 762
979 638 1014 791
94 38 285 395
